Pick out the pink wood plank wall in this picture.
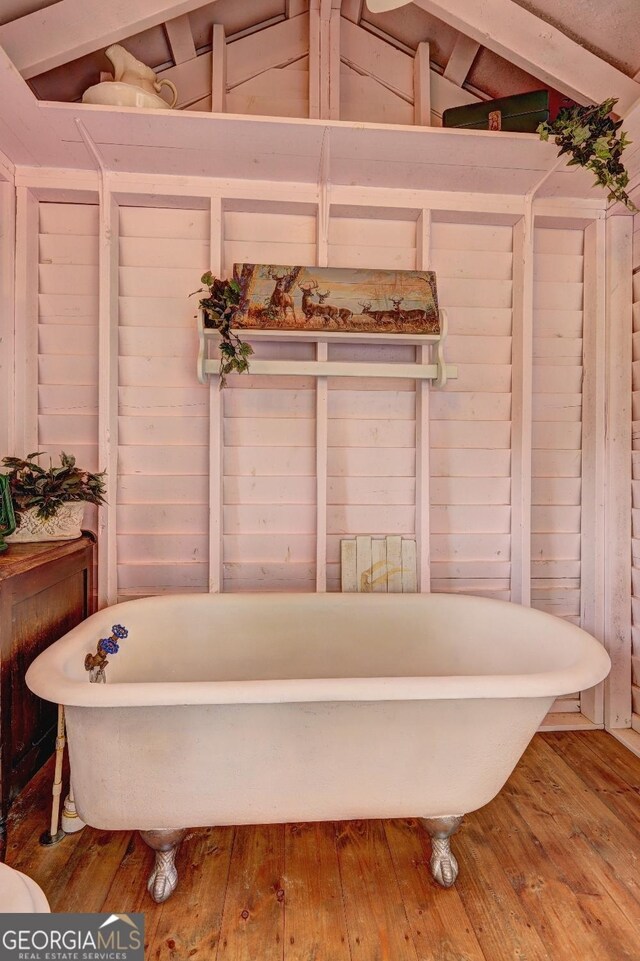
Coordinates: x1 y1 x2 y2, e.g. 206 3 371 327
34 201 589 709
117 207 210 595
37 203 99 533
429 221 512 600
531 227 583 626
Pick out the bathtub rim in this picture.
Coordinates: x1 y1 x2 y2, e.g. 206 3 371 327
25 592 611 708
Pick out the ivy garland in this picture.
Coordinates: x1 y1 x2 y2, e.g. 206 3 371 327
192 271 254 386
538 98 636 211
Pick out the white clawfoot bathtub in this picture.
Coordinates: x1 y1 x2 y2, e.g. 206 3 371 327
26 592 610 902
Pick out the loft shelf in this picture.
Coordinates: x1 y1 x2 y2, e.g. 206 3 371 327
197 310 457 387
16 100 599 204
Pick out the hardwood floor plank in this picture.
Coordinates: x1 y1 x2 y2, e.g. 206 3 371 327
57 828 132 913
283 821 350 961
99 829 167 956
508 739 640 928
384 817 485 961
454 816 554 961
543 731 640 832
101 830 154 912
147 827 235 961
216 824 285 961
475 789 640 961
335 818 418 961
8 733 640 961
565 730 640 787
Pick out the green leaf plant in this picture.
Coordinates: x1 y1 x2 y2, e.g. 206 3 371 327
192 271 254 387
2 452 107 520
538 98 636 211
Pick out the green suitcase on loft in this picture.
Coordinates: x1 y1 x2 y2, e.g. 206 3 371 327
442 90 572 133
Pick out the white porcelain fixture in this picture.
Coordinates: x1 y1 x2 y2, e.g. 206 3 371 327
82 44 177 109
26 592 610 901
0 863 50 912
81 81 174 110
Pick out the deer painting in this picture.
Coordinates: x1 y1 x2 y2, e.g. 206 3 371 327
267 268 297 322
299 280 332 323
317 289 353 326
358 301 400 324
231 264 440 335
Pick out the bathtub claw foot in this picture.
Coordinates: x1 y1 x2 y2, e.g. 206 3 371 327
140 829 186 903
422 816 463 888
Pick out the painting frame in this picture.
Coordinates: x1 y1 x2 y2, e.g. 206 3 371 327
229 264 440 335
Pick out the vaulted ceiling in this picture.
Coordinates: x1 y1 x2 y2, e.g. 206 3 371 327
1 0 638 112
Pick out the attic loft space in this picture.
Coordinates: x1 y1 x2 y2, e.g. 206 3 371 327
0 0 639 207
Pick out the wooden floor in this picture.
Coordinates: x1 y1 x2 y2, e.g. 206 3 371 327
6 731 640 961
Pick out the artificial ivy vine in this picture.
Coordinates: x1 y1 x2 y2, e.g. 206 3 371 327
192 271 254 386
538 98 636 211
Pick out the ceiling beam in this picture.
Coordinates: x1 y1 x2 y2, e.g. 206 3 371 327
0 45 77 167
285 0 308 16
342 0 364 24
0 0 221 80
164 14 197 65
414 42 430 125
211 23 226 112
443 34 480 87
0 146 15 182
366 0 640 114
158 15 308 107
309 0 340 119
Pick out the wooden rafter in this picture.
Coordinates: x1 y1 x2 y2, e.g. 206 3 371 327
0 0 222 80
0 45 78 167
0 147 14 182
341 18 478 117
367 0 640 114
309 0 340 119
158 15 308 107
443 34 480 87
285 0 309 16
164 14 197 65
341 0 364 24
414 42 430 125
211 23 226 113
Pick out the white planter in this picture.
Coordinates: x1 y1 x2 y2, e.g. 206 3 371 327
6 502 86 543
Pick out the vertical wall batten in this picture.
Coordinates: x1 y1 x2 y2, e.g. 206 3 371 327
209 195 224 592
97 188 119 607
632 215 640 737
511 214 534 605
315 341 328 590
316 184 329 590
0 182 15 455
14 188 39 456
415 209 431 591
605 215 633 729
581 218 606 724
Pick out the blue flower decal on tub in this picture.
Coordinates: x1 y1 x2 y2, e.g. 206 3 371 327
85 623 129 680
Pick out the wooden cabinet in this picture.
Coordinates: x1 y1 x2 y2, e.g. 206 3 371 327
0 534 95 855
